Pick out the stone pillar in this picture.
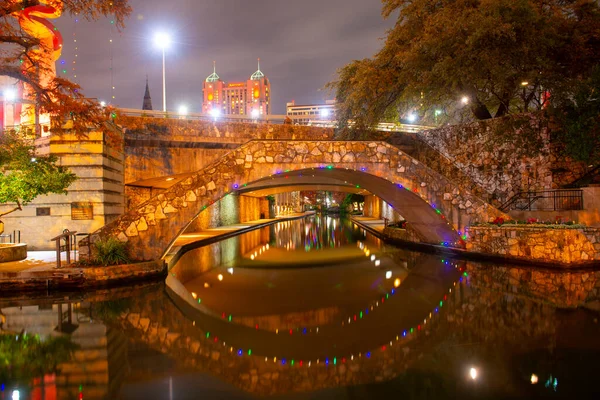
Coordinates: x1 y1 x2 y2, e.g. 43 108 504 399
363 195 382 219
2 130 125 251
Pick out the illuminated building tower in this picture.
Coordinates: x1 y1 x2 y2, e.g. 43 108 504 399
142 76 153 111
202 59 271 116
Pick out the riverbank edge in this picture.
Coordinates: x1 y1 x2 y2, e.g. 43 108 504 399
165 213 312 269
0 260 167 294
350 217 600 270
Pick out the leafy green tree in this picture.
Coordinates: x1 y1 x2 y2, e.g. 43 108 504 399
329 0 600 135
1 0 131 134
548 66 600 165
0 130 76 219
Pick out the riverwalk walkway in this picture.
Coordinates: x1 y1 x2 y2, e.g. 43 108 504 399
164 212 312 268
0 212 313 280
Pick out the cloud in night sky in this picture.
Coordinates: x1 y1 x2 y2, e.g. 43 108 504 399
55 0 393 114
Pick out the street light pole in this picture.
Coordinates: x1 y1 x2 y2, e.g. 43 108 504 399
154 32 171 114
162 47 166 112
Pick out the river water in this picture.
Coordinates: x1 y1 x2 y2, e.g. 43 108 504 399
1 216 599 399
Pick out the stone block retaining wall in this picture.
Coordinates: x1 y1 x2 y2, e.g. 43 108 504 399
416 116 588 206
465 226 600 264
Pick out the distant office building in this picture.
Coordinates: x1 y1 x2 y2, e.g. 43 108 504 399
202 60 271 116
286 100 336 124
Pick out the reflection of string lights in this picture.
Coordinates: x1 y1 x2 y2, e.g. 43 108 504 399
191 258 466 367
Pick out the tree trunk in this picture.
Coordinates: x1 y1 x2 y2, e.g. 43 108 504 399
471 101 493 120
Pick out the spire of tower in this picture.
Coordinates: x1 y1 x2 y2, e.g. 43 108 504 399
251 57 265 80
206 61 220 82
142 75 153 110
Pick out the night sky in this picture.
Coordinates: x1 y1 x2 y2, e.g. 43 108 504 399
54 0 393 115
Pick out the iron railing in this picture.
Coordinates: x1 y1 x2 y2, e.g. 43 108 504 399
0 230 21 244
500 190 584 212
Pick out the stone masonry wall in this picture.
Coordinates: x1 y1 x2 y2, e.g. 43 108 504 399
85 140 507 261
465 226 600 264
414 116 588 206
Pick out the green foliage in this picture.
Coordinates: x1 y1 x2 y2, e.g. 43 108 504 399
547 66 600 165
94 237 130 266
340 193 364 214
0 333 79 383
329 0 600 137
0 131 76 217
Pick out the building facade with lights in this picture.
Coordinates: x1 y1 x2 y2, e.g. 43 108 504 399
286 100 336 124
202 61 271 117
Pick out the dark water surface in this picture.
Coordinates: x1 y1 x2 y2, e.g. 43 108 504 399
1 216 600 399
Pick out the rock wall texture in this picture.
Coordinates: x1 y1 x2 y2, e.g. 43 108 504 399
84 140 507 261
409 116 588 207
465 226 600 264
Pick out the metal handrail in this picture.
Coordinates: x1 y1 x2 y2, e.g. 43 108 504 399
500 189 584 212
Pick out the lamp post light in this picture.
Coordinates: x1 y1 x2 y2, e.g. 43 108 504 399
154 32 171 113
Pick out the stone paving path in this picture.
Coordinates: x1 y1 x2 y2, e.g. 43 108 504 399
0 251 77 273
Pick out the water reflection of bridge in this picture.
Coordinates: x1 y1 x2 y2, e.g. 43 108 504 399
2 263 600 397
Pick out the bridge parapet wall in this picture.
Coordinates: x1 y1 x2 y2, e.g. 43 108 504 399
121 115 335 185
118 115 334 141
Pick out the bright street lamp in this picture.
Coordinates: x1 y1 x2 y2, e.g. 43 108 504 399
3 88 16 102
251 109 260 119
178 105 188 115
154 32 171 112
461 96 470 105
406 113 417 123
210 108 221 119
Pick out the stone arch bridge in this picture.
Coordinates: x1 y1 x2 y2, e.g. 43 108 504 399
91 140 506 261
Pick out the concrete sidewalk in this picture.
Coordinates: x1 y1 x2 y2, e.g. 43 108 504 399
0 251 78 273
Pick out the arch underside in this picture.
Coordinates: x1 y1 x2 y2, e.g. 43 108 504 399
237 169 459 245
